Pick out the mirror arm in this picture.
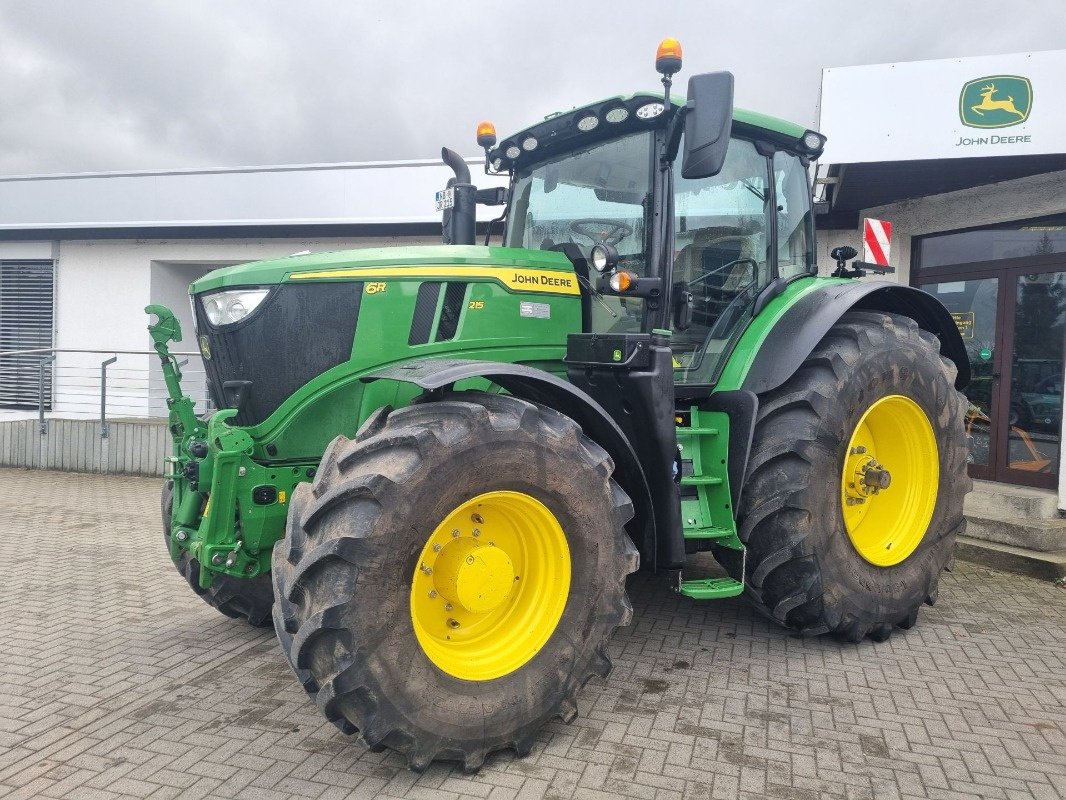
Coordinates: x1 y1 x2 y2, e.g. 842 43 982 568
662 104 690 165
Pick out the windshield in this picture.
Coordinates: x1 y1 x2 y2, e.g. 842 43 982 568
504 132 653 334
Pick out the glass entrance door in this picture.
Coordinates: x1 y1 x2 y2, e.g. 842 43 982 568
922 268 1066 488
923 277 1002 479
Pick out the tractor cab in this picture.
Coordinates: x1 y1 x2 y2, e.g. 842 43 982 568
453 40 826 393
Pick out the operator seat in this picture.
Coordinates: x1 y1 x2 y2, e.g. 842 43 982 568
673 227 759 329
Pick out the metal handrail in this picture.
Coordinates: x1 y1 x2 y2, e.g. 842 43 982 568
0 347 200 356
0 347 208 436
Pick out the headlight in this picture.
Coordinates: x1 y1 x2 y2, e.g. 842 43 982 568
200 288 270 326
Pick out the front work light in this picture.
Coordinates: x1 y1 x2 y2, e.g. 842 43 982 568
577 114 599 132
590 243 618 273
476 121 497 149
800 130 826 155
636 102 665 120
201 288 269 326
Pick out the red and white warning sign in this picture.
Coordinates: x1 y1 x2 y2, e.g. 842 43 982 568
863 218 892 266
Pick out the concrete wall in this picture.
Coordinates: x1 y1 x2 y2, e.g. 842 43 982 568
0 418 169 476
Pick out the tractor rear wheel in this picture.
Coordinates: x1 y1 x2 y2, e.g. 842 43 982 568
722 311 969 642
161 481 274 627
271 393 638 771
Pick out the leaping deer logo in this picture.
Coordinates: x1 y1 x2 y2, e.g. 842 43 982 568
960 75 1032 129
971 83 1026 119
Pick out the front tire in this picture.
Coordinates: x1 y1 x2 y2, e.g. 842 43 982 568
722 311 970 642
161 481 274 627
271 393 638 771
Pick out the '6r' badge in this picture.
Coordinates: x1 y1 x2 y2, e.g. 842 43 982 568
199 335 212 360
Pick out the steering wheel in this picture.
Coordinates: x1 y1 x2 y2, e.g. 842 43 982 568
569 218 634 245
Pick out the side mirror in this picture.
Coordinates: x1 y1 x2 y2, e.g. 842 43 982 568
681 71 734 180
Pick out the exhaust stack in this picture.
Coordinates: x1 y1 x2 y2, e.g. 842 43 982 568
440 147 476 246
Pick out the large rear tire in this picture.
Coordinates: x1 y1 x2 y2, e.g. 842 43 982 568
161 481 274 627
721 311 969 642
271 393 638 771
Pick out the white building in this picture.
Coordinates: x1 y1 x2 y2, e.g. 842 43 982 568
0 157 506 418
814 49 1066 516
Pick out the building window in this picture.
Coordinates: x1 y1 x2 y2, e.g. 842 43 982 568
917 215 1066 269
0 260 55 408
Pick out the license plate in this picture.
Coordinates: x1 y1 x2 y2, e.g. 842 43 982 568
435 188 455 211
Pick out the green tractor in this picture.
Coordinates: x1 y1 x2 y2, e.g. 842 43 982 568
148 40 970 771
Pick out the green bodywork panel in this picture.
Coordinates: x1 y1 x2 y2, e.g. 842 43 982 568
192 245 575 292
152 246 583 587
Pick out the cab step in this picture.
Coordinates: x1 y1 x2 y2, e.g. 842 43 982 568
682 525 735 540
678 577 744 600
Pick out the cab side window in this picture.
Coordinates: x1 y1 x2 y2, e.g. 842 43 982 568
774 151 816 279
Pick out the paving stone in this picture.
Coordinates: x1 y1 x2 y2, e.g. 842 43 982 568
1 467 1064 799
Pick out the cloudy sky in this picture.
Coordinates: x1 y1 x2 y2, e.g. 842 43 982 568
1 1 1063 175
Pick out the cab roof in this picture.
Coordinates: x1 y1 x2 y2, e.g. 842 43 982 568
486 92 812 174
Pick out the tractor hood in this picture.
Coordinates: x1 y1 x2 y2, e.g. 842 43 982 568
190 245 574 294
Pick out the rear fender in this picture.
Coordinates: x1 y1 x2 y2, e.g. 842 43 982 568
741 281 970 395
361 359 657 569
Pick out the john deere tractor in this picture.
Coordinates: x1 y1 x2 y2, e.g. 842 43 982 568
148 40 970 771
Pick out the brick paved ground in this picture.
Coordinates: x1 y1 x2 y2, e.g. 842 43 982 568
1 468 1064 800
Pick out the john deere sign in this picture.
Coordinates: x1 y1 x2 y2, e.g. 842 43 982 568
960 76 1032 128
819 50 1065 163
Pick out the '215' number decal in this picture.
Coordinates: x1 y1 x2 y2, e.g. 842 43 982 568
468 300 485 310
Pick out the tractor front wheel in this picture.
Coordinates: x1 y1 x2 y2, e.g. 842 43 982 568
724 311 969 642
161 481 274 627
271 393 638 771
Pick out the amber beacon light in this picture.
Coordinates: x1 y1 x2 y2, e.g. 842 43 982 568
655 37 683 75
476 121 497 149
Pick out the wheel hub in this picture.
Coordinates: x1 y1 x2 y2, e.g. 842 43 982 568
431 539 516 614
844 448 893 503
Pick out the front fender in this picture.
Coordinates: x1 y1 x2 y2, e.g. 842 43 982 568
361 359 657 567
740 280 970 395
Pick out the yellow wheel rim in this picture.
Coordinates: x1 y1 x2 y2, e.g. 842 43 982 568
410 491 571 681
840 395 938 567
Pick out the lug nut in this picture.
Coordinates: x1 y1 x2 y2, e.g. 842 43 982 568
433 544 442 553
445 603 453 611
472 529 481 537
452 529 460 538
428 590 438 599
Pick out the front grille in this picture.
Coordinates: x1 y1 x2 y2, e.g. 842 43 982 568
194 282 362 426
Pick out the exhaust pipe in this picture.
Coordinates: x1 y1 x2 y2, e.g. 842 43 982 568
440 147 476 246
